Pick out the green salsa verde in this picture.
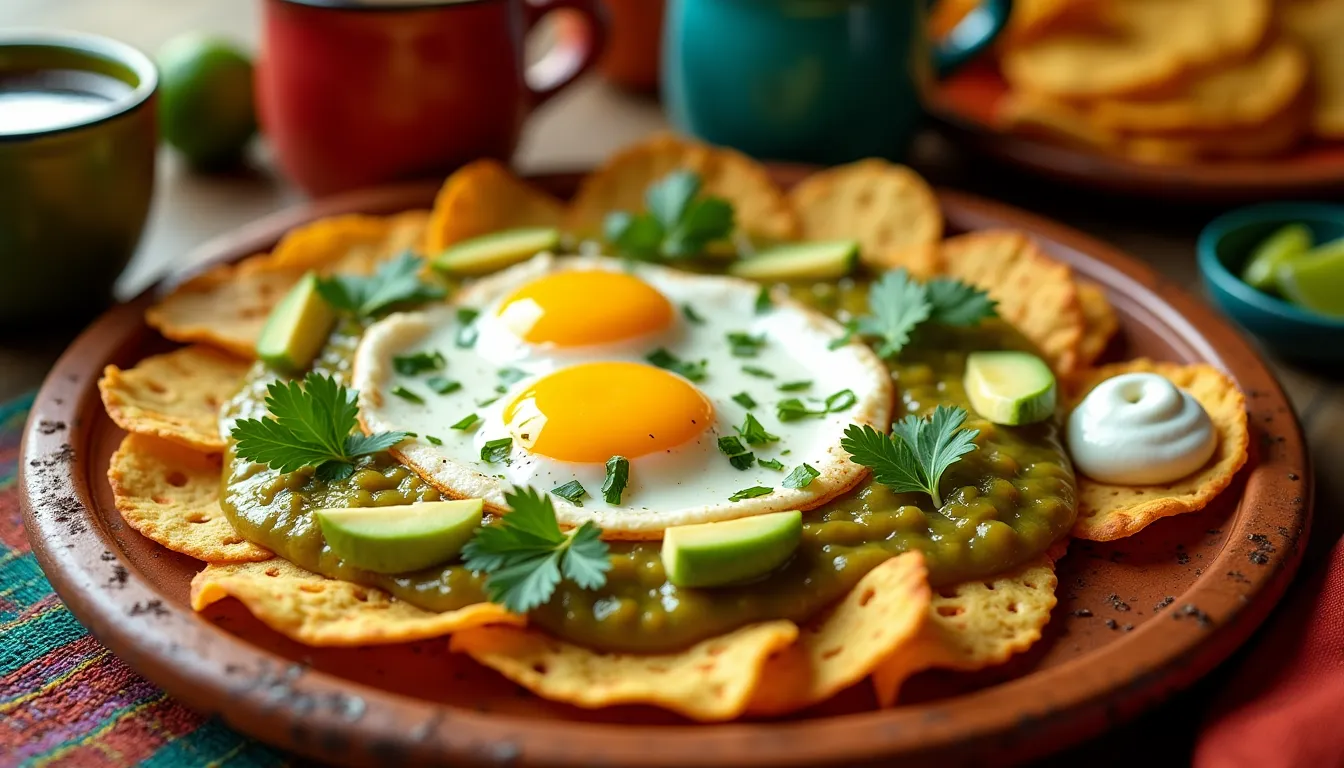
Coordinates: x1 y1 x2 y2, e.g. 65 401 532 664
219 280 1076 654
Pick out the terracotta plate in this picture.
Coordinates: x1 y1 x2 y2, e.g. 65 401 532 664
21 170 1311 767
929 63 1344 203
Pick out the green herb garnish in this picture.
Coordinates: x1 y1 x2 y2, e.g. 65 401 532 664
427 376 461 395
841 405 980 507
717 436 755 470
498 367 528 388
783 463 820 489
551 480 588 506
316 252 445 318
726 331 766 358
602 456 630 504
646 348 708 382
391 386 424 404
731 392 758 409
230 373 409 482
777 389 857 422
425 435 443 446
455 308 481 348
461 486 610 614
730 486 773 502
758 458 785 471
741 365 774 379
926 277 999 325
778 380 812 392
754 285 773 314
681 303 705 324
481 437 513 464
605 171 735 261
451 413 480 431
836 269 997 358
736 413 779 446
393 350 445 376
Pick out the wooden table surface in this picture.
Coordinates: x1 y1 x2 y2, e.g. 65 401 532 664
5 1 1340 765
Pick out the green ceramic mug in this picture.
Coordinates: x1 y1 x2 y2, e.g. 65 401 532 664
0 31 157 327
664 0 1009 163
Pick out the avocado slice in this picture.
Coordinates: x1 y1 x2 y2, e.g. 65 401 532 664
316 499 484 574
433 227 561 275
662 510 801 588
964 350 1057 425
728 240 859 281
256 271 336 373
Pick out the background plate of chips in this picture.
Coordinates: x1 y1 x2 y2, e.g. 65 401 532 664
21 168 1309 767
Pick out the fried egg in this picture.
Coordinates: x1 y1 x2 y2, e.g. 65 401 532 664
354 254 892 538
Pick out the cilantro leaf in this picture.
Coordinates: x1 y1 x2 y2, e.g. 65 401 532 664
664 197 734 258
758 457 785 471
461 486 610 613
646 169 700 230
682 303 706 325
730 486 773 501
783 463 820 489
925 278 998 326
646 348 708 382
551 480 588 506
604 171 735 261
841 405 980 507
231 372 408 479
726 331 767 358
602 456 630 504
859 269 931 359
754 285 773 314
316 252 445 318
736 413 779 446
605 211 664 261
741 365 774 379
732 392 758 409
393 350 445 376
717 435 755 470
776 389 856 422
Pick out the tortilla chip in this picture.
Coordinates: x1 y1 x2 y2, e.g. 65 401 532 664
565 133 800 243
423 160 567 253
746 552 929 716
146 212 429 358
941 230 1084 374
999 91 1122 152
1089 40 1308 135
788 159 943 277
98 346 248 453
450 621 799 722
1076 281 1118 366
1067 359 1250 541
1280 0 1344 139
871 550 1061 707
108 434 270 563
192 558 521 646
1001 0 1271 99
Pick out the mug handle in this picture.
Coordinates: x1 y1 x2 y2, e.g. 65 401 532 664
930 0 1012 77
524 0 609 108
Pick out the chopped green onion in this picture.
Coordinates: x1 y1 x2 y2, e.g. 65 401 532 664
758 458 785 471
481 437 512 464
455 308 481 348
393 350 445 376
451 413 480 431
681 303 705 324
778 380 812 392
426 376 461 395
391 386 424 404
741 365 774 379
552 480 588 506
425 435 443 446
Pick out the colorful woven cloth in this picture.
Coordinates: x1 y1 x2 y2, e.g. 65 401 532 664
0 396 283 768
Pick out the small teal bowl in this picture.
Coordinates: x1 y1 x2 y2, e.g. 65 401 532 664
1197 202 1344 363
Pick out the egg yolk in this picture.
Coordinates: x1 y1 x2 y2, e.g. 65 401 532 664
504 362 714 462
497 270 674 347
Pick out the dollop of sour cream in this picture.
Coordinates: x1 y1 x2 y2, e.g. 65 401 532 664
1067 372 1217 485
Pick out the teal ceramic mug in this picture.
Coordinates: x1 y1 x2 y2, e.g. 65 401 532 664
0 30 157 328
663 0 1009 163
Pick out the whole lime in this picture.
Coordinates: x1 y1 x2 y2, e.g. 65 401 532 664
156 34 257 169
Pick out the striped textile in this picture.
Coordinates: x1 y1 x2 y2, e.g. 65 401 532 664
0 396 285 768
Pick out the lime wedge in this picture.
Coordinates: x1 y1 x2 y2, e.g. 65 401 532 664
964 351 1057 425
1242 224 1312 291
1276 245 1344 318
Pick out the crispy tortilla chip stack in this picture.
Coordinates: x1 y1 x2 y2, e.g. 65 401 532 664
962 0 1344 163
96 133 1252 720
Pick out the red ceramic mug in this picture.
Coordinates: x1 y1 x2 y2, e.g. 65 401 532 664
257 0 606 197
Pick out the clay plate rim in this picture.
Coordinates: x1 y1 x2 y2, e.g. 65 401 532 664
21 171 1311 767
927 63 1344 203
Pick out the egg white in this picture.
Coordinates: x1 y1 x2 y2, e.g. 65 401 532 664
354 254 893 538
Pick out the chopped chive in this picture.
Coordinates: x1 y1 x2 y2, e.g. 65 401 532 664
741 365 774 379
758 457 785 471
476 395 500 407
455 308 481 348
393 350 446 376
828 321 858 350
426 375 461 395
731 392 758 409
391 386 424 404
754 285 773 314
783 463 820 489
552 480 588 506
481 437 512 464
451 413 479 430
717 435 755 470
404 432 418 438
778 389 858 422
497 367 528 387
602 456 630 504
730 486 773 501
736 413 779 446
681 303 705 324
825 389 857 413
425 434 443 446
647 348 708 382
726 331 767 358
778 380 812 392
